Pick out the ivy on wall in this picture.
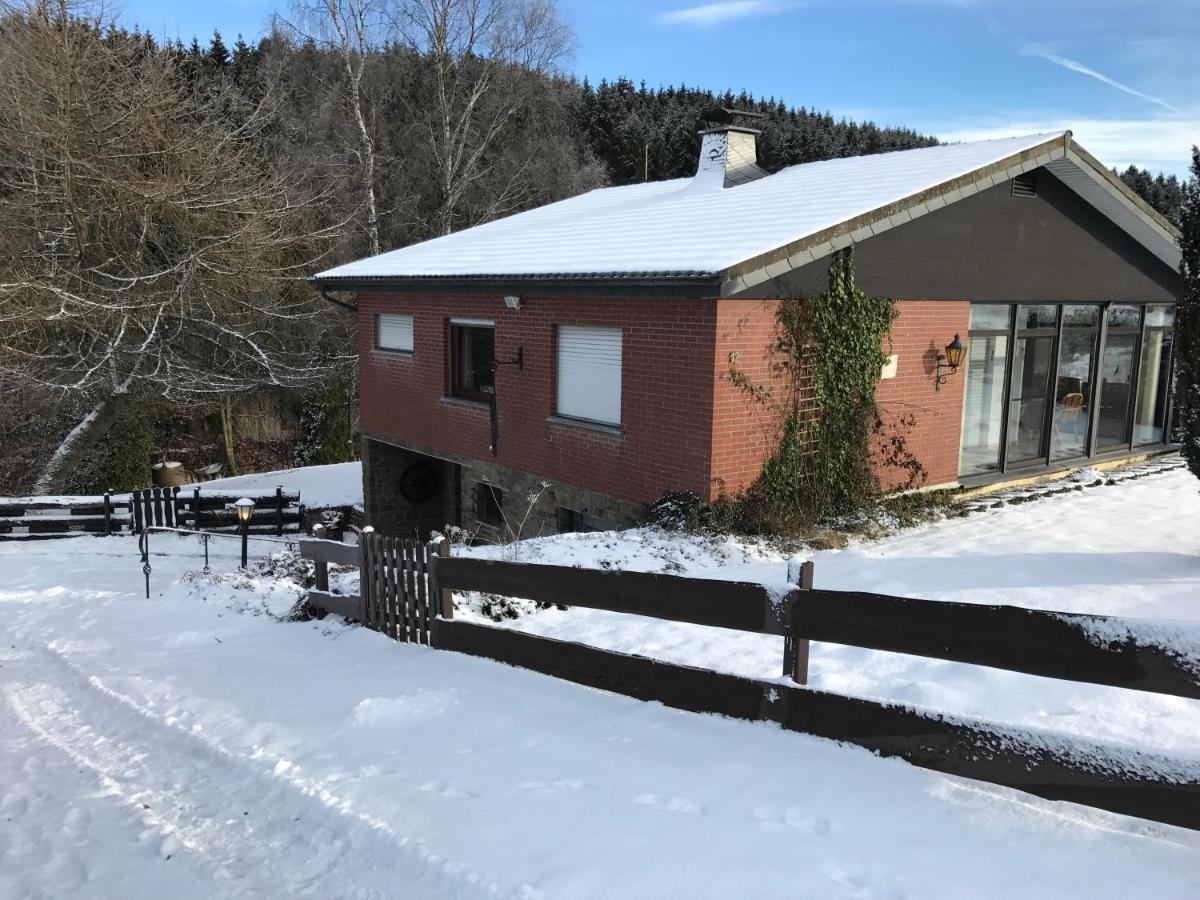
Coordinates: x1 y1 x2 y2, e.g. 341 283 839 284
731 247 915 530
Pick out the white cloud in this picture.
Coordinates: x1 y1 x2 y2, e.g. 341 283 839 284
656 1 791 28
1021 44 1184 115
933 116 1199 177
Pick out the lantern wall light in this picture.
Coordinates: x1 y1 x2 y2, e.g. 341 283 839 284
935 334 966 392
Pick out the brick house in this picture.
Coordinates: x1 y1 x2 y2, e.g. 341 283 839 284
314 121 1182 539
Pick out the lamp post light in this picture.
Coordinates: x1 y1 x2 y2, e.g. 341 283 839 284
935 333 967 392
234 497 255 568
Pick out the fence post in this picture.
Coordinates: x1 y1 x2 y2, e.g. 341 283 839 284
103 491 112 536
193 487 202 531
359 526 374 626
275 485 283 536
170 486 180 528
783 559 814 684
131 490 143 535
437 536 453 619
312 523 329 592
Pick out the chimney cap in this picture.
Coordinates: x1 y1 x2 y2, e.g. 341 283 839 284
699 106 767 129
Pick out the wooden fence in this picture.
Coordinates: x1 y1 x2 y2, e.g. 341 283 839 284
0 486 303 540
130 486 301 535
0 494 123 538
300 529 447 645
300 547 1200 831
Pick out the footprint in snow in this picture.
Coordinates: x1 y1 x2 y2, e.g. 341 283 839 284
753 804 831 835
518 779 584 793
417 781 473 799
633 793 704 815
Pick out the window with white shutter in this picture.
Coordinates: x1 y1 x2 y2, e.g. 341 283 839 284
376 313 414 352
557 326 622 426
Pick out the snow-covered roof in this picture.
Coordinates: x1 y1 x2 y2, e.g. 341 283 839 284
314 131 1180 294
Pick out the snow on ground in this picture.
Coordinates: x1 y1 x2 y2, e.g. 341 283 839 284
3 521 1200 895
182 461 362 508
457 467 1200 761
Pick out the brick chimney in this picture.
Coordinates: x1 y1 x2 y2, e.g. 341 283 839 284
693 108 767 189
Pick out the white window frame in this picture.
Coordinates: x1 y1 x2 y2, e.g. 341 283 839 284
556 325 622 427
376 313 414 353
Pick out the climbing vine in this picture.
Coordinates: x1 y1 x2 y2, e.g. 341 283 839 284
732 247 917 530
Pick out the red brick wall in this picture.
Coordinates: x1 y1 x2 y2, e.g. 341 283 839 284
357 292 719 505
711 298 788 498
874 300 970 489
709 298 969 497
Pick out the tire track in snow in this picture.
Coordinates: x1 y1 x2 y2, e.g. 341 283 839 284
5 645 509 900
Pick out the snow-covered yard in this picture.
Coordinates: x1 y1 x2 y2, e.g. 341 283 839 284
3 467 1200 896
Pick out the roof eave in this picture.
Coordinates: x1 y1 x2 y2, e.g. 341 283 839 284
310 271 726 299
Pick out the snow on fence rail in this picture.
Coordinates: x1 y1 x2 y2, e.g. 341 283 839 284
299 542 1200 831
0 485 303 539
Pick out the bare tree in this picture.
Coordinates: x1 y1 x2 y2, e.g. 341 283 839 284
395 0 573 235
284 0 392 255
0 0 348 492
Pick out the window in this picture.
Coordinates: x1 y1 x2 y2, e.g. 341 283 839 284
1050 305 1100 460
1134 307 1175 445
557 507 615 534
958 305 1011 476
958 301 1177 480
557 325 622 426
376 314 413 352
449 321 495 403
474 482 503 526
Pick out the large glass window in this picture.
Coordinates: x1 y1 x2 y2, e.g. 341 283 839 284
1006 306 1057 466
1134 316 1174 445
1095 305 1141 450
1050 305 1099 460
958 301 1175 480
959 306 1010 476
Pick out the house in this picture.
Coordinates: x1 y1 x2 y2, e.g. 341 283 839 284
313 117 1182 539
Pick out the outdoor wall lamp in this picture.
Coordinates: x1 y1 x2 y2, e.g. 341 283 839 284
503 295 521 310
233 497 255 567
935 334 966 392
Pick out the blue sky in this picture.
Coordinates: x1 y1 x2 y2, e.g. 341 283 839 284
122 0 1198 177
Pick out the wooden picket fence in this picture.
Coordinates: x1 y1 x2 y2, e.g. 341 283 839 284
130 486 301 535
301 529 447 646
0 485 303 540
299 541 1200 832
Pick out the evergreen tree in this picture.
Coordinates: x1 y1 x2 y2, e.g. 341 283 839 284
207 30 229 69
1175 148 1200 479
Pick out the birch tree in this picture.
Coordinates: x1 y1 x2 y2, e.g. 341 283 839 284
396 0 573 236
0 1 346 492
285 0 392 256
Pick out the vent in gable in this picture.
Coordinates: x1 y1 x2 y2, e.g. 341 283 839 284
1012 170 1039 198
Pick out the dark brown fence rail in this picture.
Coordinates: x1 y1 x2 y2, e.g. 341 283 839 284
299 545 1200 830
435 619 1200 830
424 553 1200 831
0 494 125 538
0 486 303 540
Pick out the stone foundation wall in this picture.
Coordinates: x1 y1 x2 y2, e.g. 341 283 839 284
363 433 639 539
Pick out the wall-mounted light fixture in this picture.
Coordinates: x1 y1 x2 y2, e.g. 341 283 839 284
503 295 521 310
935 334 966 392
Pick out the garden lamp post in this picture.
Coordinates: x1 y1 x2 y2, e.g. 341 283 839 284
234 497 255 568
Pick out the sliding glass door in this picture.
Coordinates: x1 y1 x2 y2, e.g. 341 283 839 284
1134 306 1175 445
959 301 1176 480
1006 306 1057 466
1050 306 1099 460
958 306 1011 476
1094 305 1140 450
